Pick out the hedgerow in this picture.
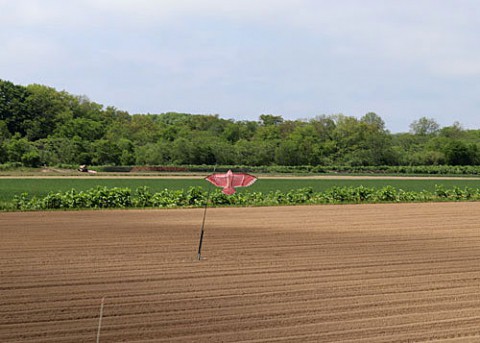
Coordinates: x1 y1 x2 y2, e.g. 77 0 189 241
95 164 480 176
4 185 480 211
172 164 480 175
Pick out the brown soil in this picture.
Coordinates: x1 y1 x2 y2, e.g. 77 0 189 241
1 203 480 342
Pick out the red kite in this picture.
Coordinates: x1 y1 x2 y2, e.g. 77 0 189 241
205 169 257 195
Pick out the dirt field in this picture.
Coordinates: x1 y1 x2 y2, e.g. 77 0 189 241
1 203 480 342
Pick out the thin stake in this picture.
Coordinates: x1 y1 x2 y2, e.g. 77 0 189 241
196 196 209 260
197 165 216 260
96 296 105 343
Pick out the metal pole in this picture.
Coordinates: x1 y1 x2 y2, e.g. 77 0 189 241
197 166 216 260
96 297 105 343
197 200 208 260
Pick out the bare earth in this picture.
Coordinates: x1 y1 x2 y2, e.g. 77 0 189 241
1 203 480 342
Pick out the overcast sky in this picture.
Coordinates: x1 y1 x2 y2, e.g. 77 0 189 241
1 0 479 132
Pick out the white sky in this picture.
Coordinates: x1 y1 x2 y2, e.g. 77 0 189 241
1 0 479 132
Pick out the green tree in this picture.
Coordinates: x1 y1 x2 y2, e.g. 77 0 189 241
21 150 42 167
118 138 136 165
329 113 396 165
361 112 386 131
56 117 104 141
71 95 103 121
235 139 276 166
310 115 335 142
0 120 11 142
254 124 281 141
134 142 169 165
92 140 121 165
284 124 324 165
443 141 478 165
259 114 284 126
0 79 30 135
439 122 464 139
171 138 193 164
409 117 440 136
223 122 241 143
359 112 396 165
128 115 162 144
210 140 236 165
23 84 73 140
4 134 31 162
3 133 42 166
275 139 302 165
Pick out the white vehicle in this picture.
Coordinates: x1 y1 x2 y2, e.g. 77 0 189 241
78 165 97 174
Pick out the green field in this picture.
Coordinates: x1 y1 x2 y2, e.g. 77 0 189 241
1 177 480 203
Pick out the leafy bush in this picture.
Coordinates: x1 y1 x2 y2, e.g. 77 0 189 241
21 151 42 167
376 186 398 202
0 162 23 171
134 186 153 207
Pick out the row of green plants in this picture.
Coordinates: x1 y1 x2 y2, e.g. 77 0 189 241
4 185 480 211
100 164 480 175
2 163 480 176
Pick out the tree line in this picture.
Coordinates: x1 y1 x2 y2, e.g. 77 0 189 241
1 79 479 168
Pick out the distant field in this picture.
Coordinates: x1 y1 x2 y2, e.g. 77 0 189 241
1 177 480 202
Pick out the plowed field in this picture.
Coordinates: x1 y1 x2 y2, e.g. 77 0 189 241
1 202 480 342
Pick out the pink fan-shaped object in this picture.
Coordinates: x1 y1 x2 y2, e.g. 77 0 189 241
205 170 257 195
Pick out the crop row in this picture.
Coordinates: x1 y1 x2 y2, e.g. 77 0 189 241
96 164 480 175
2 163 480 175
4 185 480 211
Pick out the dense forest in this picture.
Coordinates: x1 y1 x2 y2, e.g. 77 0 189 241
1 79 479 168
